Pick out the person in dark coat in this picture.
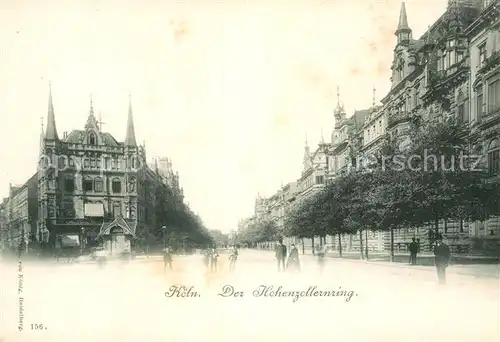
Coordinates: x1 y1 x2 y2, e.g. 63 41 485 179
434 239 451 285
210 248 219 273
408 237 418 265
163 247 173 273
229 246 238 272
203 249 211 270
275 240 287 272
286 244 300 272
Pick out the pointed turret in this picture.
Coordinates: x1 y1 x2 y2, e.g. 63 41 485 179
124 94 137 147
395 2 412 44
45 83 59 140
39 117 44 154
85 95 99 131
333 86 345 123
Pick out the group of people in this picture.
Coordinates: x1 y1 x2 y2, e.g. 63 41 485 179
274 240 302 272
408 237 451 284
162 237 452 285
203 246 239 273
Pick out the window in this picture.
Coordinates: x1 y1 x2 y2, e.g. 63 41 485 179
113 203 121 217
477 92 484 120
83 177 93 191
64 178 74 192
315 175 325 184
478 43 487 66
487 79 500 114
69 157 74 167
94 178 103 192
58 156 66 169
458 101 469 123
89 133 96 145
84 158 90 168
488 139 499 176
457 52 464 63
112 179 121 193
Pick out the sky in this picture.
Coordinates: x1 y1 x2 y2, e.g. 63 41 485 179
0 0 448 233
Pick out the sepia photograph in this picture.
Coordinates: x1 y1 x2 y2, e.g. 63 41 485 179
0 0 499 341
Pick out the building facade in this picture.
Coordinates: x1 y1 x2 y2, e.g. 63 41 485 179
0 178 38 253
1 88 185 256
242 0 500 255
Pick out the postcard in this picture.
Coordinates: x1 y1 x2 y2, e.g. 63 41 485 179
0 0 499 341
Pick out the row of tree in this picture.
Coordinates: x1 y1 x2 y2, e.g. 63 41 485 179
237 118 500 259
134 183 213 252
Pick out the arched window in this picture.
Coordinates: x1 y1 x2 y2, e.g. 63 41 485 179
488 139 499 176
94 177 103 192
456 93 469 123
89 132 96 145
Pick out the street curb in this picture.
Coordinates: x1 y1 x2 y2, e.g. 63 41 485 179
247 249 500 279
330 257 500 279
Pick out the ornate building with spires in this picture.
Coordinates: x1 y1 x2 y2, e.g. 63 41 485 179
32 87 185 255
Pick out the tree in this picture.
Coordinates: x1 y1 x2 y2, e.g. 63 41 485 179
400 118 499 239
153 183 212 249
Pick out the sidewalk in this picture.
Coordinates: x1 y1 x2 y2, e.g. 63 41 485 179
250 248 500 279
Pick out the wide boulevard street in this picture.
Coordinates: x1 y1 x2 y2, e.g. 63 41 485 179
1 249 498 342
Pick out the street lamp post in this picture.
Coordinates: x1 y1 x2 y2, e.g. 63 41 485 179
80 227 86 255
161 225 167 249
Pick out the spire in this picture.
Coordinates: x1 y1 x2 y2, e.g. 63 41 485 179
39 116 44 154
372 86 376 107
124 93 137 147
85 94 99 131
397 2 410 32
336 86 341 109
45 82 59 140
334 86 345 118
89 94 95 117
320 127 325 143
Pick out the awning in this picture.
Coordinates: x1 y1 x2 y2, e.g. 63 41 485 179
60 234 80 247
85 202 104 217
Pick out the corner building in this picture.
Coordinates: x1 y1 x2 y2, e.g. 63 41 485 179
38 89 182 255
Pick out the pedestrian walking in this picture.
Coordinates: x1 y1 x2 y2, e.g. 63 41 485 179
286 244 300 272
163 247 173 273
229 246 238 272
203 248 211 270
275 239 287 272
434 238 451 285
408 237 418 265
316 245 326 274
210 248 219 272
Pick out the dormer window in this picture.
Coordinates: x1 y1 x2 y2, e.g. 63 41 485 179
89 132 96 145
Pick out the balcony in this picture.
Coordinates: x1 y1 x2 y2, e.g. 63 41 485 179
477 50 500 76
387 111 411 129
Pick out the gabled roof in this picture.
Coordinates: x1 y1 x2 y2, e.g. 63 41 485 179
349 109 370 129
98 215 136 236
